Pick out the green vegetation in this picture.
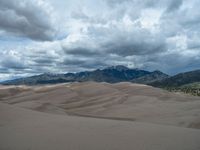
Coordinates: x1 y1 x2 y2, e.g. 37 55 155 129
164 82 200 96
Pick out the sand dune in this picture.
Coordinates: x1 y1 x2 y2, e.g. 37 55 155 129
1 82 200 128
1 82 200 149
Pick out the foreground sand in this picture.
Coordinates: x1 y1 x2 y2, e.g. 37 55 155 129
1 102 200 150
1 82 200 150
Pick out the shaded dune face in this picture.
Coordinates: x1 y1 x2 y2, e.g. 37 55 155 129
1 82 200 129
1 102 200 150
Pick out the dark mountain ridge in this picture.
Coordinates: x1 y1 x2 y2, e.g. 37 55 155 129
150 69 200 87
149 69 200 96
1 65 168 85
131 70 169 84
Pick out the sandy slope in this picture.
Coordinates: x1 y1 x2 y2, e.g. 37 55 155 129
1 102 200 150
1 82 200 128
1 82 200 150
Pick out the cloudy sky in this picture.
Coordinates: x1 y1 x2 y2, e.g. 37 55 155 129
0 0 200 80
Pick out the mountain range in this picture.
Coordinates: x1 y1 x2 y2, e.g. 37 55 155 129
1 65 169 85
1 66 200 94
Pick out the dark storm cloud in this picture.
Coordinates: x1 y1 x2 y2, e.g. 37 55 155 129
0 0 56 41
166 0 183 12
63 47 101 56
106 41 166 57
63 59 85 66
82 24 167 57
32 58 55 66
0 58 27 70
0 68 10 74
62 26 167 59
31 53 60 65
0 0 200 80
102 32 166 57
